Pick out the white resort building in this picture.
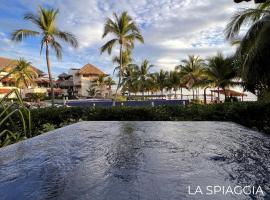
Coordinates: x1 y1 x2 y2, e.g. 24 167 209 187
57 63 110 98
0 56 110 99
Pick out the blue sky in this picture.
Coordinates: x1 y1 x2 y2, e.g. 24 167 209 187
0 0 252 78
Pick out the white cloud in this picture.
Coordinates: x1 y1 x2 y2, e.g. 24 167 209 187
0 0 254 75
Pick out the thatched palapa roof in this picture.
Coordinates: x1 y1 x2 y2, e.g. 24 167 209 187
0 57 44 76
78 64 107 76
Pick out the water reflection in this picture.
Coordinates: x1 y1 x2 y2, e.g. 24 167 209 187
0 122 269 200
103 122 144 199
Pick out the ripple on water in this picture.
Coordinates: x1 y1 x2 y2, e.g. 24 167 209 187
0 121 269 200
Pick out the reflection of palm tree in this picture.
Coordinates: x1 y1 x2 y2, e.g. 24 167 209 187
11 6 78 106
101 12 144 102
1 58 38 89
225 2 270 97
105 122 142 185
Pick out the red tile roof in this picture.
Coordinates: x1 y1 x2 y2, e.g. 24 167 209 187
0 88 11 94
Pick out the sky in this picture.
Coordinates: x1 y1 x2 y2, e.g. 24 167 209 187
0 0 253 78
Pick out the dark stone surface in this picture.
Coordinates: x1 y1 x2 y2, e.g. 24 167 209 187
0 121 270 200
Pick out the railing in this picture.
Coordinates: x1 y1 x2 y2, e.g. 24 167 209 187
65 99 189 107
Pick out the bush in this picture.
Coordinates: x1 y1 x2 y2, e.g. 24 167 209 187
25 93 45 102
30 102 270 136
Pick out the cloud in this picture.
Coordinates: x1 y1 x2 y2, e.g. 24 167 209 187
0 0 253 76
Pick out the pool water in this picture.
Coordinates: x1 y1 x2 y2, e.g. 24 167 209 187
0 121 269 200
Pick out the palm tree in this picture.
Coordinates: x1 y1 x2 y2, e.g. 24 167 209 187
147 74 159 95
132 59 153 97
11 6 78 106
225 1 270 98
205 53 238 102
167 70 181 99
1 58 38 89
179 55 205 99
122 64 139 96
91 75 107 97
101 11 144 103
112 50 132 72
155 69 168 96
105 76 116 97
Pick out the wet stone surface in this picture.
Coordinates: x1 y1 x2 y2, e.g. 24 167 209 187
0 121 270 200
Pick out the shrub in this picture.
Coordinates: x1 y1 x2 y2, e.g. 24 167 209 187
29 102 270 136
25 93 45 102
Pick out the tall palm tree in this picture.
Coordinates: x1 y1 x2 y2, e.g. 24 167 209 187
132 59 153 97
1 58 38 89
112 50 132 78
205 53 238 102
101 11 144 103
11 6 78 106
225 1 270 98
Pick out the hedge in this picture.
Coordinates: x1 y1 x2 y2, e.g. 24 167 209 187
30 102 270 136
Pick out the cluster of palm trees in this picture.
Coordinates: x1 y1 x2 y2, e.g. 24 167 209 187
87 75 116 97
115 54 238 102
99 11 241 103
6 0 270 105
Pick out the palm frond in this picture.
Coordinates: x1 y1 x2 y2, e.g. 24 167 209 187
11 29 39 42
225 8 270 41
100 39 117 54
50 39 62 59
55 30 78 48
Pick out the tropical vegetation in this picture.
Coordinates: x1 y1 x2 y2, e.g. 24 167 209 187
11 6 78 106
101 11 144 103
1 58 38 89
225 0 270 100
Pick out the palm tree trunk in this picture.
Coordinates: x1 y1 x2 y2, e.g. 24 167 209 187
217 86 220 103
223 88 227 101
174 89 177 99
180 87 183 100
46 43 55 107
113 43 123 106
204 86 209 105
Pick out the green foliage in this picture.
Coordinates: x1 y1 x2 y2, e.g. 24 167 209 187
114 95 127 102
101 11 144 101
25 93 46 102
225 2 270 98
28 102 270 137
0 89 32 147
11 6 78 107
41 123 55 133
